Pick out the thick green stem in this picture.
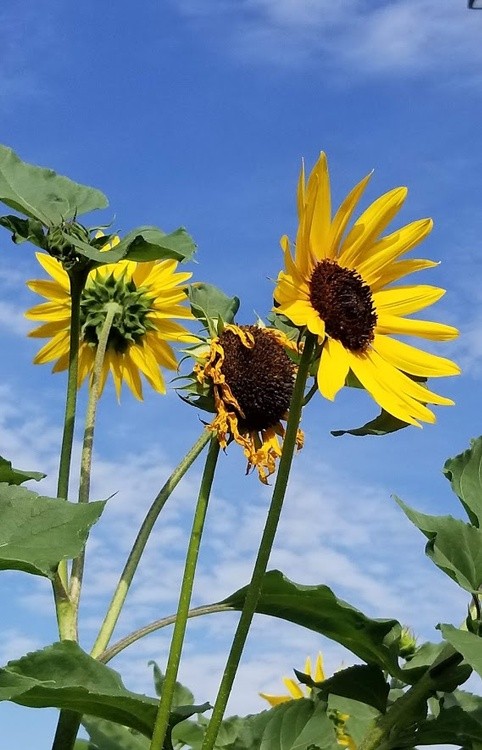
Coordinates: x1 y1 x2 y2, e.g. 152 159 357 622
69 302 120 620
358 647 463 750
200 334 316 750
91 429 211 659
99 604 233 664
51 710 82 750
56 270 87 594
150 437 220 750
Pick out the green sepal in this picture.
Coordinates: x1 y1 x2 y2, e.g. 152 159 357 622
0 456 45 485
443 436 482 527
63 225 196 265
0 483 105 578
0 145 108 225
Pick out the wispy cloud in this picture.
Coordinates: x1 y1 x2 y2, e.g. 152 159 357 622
172 0 482 78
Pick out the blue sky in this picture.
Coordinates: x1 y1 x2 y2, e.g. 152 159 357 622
1 0 482 745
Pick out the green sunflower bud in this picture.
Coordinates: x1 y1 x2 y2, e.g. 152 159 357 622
399 627 417 659
46 220 92 271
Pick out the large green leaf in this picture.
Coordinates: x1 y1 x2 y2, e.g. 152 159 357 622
395 498 482 592
0 215 46 247
329 695 378 746
0 145 108 225
259 700 339 750
444 437 482 527
222 571 403 677
400 640 471 691
0 456 45 485
440 625 482 679
297 664 389 713
65 226 196 264
0 642 208 738
0 483 105 577
331 409 409 437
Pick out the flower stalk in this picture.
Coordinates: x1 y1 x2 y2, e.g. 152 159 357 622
149 436 220 750
90 429 212 659
200 333 317 750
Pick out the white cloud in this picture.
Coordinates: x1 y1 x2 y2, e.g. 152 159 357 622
171 0 482 78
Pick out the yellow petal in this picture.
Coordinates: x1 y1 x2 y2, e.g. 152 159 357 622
317 338 350 400
259 693 292 707
275 299 317 327
122 353 143 400
376 313 459 341
34 252 70 290
370 259 439 292
33 332 70 364
28 320 69 338
27 279 70 302
297 159 306 220
308 153 332 260
313 653 325 683
338 187 407 269
357 219 433 285
373 285 446 316
372 335 460 378
25 301 71 321
329 172 372 258
282 677 304 699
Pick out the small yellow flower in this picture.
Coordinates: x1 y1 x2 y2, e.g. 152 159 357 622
194 324 303 484
274 153 460 426
260 653 356 749
26 238 196 400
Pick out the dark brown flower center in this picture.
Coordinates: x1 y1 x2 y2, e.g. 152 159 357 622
309 260 377 352
219 326 295 432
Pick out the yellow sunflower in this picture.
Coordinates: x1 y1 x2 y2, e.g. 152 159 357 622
260 653 355 750
26 245 196 400
194 324 303 484
273 153 460 426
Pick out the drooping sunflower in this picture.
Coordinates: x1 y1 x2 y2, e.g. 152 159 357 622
194 324 303 484
273 153 460 426
260 653 355 749
26 244 196 400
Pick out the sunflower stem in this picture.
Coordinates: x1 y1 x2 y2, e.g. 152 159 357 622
149 437 220 750
200 333 316 750
98 603 233 664
90 428 212 659
55 269 88 593
69 302 120 625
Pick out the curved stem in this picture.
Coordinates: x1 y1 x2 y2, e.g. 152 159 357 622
90 429 211 659
99 603 233 664
56 269 87 592
200 334 316 750
69 302 119 624
150 437 220 750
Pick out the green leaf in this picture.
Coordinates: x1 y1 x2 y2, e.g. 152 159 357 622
82 717 149 750
188 283 240 334
400 640 471 689
0 483 105 577
415 690 482 747
329 695 378 746
297 664 389 713
0 145 108 225
74 741 96 750
0 456 45 485
0 642 209 738
222 571 403 678
172 718 205 749
259 700 339 750
444 437 482 527
0 215 46 247
395 498 482 592
331 409 409 437
440 625 482 679
149 661 195 707
65 226 196 264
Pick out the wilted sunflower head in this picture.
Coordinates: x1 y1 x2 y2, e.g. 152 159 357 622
273 152 460 427
193 323 303 484
26 235 197 400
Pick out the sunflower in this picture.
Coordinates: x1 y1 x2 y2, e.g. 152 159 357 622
260 653 355 750
273 153 460 426
194 324 303 484
26 243 196 400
